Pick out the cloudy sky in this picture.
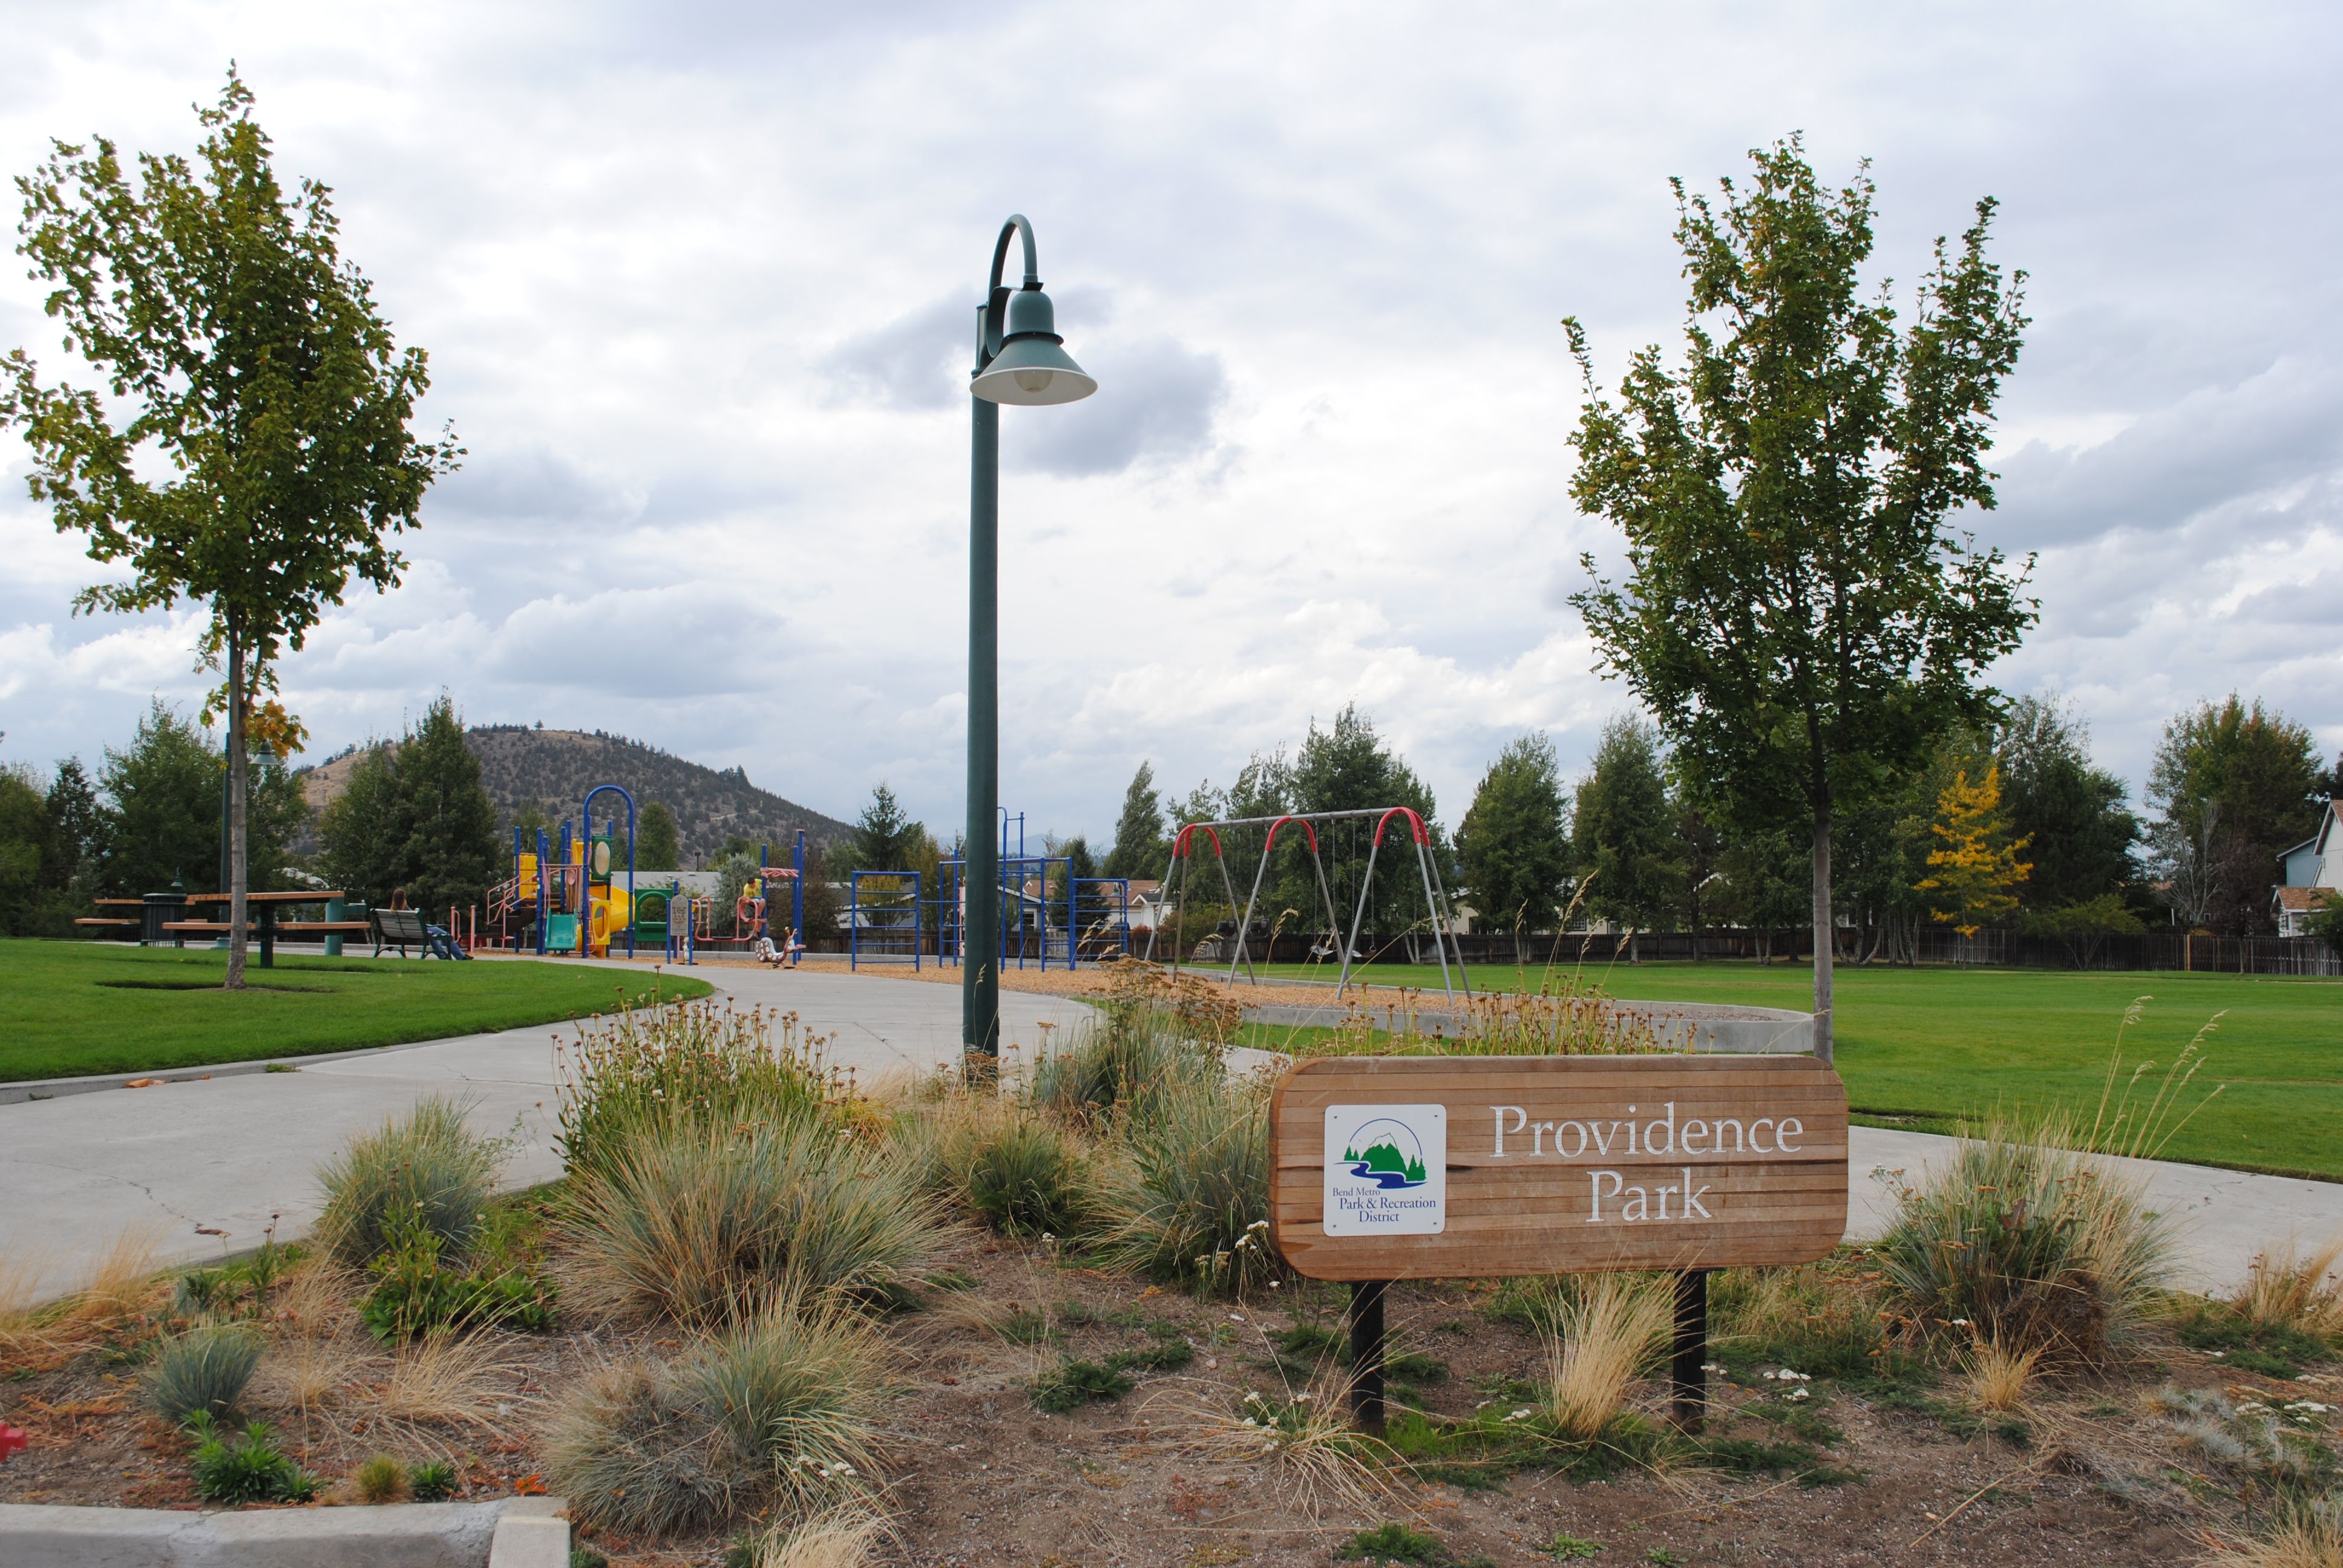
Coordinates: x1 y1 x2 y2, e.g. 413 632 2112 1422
1 1 2335 843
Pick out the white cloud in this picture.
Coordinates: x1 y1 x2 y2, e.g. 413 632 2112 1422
2 0 2339 829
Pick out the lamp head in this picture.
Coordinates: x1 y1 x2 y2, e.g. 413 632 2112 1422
971 285 1096 406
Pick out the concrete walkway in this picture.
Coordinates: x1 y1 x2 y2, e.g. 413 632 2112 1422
0 961 1090 1302
6 962 2338 1303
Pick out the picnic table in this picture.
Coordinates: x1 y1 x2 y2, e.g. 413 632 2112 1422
72 897 145 941
160 890 370 969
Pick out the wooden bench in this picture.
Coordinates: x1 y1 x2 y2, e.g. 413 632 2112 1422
73 917 140 937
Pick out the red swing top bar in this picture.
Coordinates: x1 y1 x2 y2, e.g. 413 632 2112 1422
1170 823 1225 858
1371 807 1430 848
1262 815 1319 854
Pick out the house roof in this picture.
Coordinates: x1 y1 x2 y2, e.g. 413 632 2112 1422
2276 800 2343 867
2275 886 2339 913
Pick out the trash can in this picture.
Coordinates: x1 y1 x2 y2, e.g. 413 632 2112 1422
143 883 188 947
326 895 346 957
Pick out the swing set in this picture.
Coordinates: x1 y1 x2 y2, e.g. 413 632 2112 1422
1141 806 1470 1001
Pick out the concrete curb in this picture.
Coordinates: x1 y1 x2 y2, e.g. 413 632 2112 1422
0 1495 566 1567
1239 996 1815 1054
0 1036 521 1108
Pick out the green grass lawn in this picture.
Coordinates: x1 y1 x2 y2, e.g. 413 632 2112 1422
1244 959 2343 1180
0 940 714 1082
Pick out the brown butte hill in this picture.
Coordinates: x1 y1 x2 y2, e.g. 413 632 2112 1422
297 725 853 866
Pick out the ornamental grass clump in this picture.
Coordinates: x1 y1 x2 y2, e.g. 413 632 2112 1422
2232 1235 2343 1345
569 1117 943 1325
1875 1118 2174 1366
314 1096 504 1266
143 1321 263 1422
920 1094 1095 1238
1539 1273 1671 1441
547 1298 886 1538
1099 1072 1277 1294
557 1000 848 1184
1030 1002 1219 1129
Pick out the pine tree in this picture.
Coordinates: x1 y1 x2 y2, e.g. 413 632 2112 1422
1102 762 1168 881
1573 715 1677 940
397 695 500 916
1457 734 1571 935
1918 766 2031 938
635 801 680 871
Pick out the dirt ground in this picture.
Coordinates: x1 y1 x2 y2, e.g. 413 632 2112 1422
4 1222 2319 1568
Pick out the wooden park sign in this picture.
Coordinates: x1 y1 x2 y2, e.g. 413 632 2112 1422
1269 1054 1849 1279
1267 1053 1849 1434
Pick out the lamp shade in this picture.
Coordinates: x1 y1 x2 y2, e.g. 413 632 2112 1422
971 286 1096 406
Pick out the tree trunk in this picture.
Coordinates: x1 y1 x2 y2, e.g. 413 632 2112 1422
1811 802 1834 1066
224 635 249 991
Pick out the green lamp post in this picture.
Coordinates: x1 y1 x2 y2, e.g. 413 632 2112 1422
965 214 1095 1068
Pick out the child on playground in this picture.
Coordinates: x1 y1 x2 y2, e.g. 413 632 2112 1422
753 927 805 969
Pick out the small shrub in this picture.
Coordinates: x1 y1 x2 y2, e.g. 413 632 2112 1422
568 1119 943 1326
1098 1075 1277 1293
315 1096 504 1266
358 1204 556 1342
1874 1117 2174 1365
1031 1356 1135 1413
546 1297 885 1538
183 1413 318 1504
1960 1337 2042 1413
1335 1521 1492 1566
353 1453 407 1504
143 1322 262 1422
408 1459 458 1501
557 999 845 1184
1549 1535 1602 1560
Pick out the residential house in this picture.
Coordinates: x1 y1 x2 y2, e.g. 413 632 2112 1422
2273 800 2343 936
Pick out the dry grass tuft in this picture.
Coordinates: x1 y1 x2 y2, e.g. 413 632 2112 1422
1542 1273 1671 1440
378 1328 523 1429
251 1334 360 1420
2232 1235 2343 1341
1959 1336 2043 1413
1169 1383 1395 1519
0 1226 165 1366
751 1503 893 1568
2206 1510 2343 1568
273 1259 359 1339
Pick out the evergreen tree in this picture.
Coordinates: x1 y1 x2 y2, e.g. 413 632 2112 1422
1288 705 1442 938
396 695 500 916
1995 695 2138 910
1572 715 1677 938
39 757 101 892
635 800 680 872
1102 762 1168 880
840 783 921 875
317 742 408 907
1456 733 1571 934
98 701 219 895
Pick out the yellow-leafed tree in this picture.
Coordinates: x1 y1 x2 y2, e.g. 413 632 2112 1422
1918 766 2033 938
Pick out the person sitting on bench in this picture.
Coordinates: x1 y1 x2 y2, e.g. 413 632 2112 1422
424 921 469 961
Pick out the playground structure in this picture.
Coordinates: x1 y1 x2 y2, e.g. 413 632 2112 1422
490 785 640 957
847 811 1134 972
1142 806 1472 1002
491 816 811 963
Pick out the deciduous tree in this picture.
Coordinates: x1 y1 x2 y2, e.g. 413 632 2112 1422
2146 695 2322 934
2 71 458 987
1918 765 2031 940
1566 137 2033 1059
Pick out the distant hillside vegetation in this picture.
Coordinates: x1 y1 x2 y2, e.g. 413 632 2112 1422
299 726 853 866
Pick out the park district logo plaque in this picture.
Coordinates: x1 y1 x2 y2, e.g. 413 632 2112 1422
1322 1104 1446 1236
